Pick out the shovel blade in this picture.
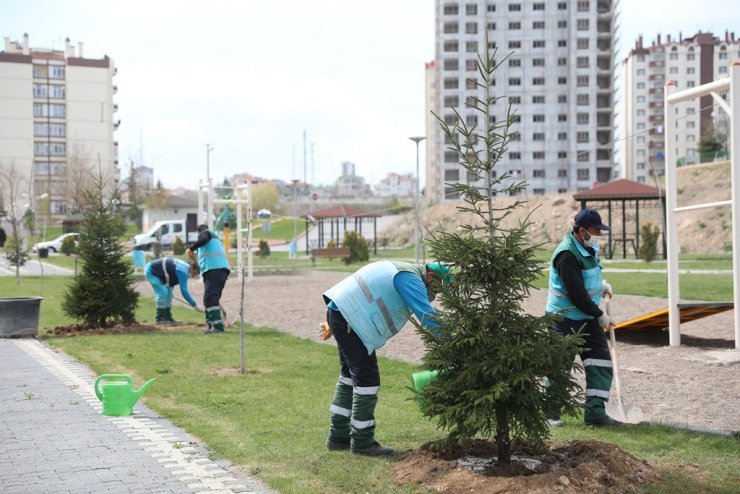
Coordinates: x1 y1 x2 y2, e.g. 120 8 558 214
606 402 646 424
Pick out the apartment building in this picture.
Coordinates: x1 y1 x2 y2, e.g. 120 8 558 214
0 33 118 216
427 0 616 202
620 31 740 183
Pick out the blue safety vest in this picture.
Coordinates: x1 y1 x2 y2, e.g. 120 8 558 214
546 233 603 320
323 261 414 354
196 230 230 274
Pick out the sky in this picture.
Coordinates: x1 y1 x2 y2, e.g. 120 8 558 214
1 0 738 190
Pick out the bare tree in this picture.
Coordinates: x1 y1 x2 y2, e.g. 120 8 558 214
61 142 96 213
0 160 30 285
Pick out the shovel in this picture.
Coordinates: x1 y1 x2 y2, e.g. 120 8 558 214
604 299 645 424
173 296 235 326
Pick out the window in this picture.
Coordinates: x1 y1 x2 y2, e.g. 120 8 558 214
34 141 66 156
444 169 460 180
577 76 589 87
33 103 66 117
487 22 496 31
533 152 545 160
719 51 728 60
577 113 589 124
577 131 589 142
510 152 521 159
669 67 678 74
509 58 521 67
49 65 65 79
509 3 521 11
669 53 678 60
558 169 568 178
557 57 567 66
444 96 459 107
465 4 477 14
444 41 459 52
533 3 545 10
718 66 727 74
465 41 478 52
443 59 459 70
465 95 476 106
443 23 459 34
577 94 589 105
533 77 545 85
533 40 545 48
509 96 521 104
466 78 477 89
636 68 645 76
33 122 66 137
444 114 457 125
533 132 545 140
465 22 478 34
577 38 589 49
509 41 521 48
558 20 567 28
637 95 646 102
533 169 546 177
558 95 567 103
533 58 545 66
636 109 645 116
577 19 589 30
443 4 459 15
687 67 695 74
533 21 545 29
509 78 521 86
558 132 568 140
558 39 567 47
687 53 695 61
509 22 521 30
466 59 477 71
558 2 567 9
636 123 645 130
558 114 567 122
444 151 457 163
577 56 589 68
577 168 590 180
533 114 545 122
577 1 589 11
444 78 458 89
487 4 495 12
686 121 695 128
558 152 567 160
532 95 545 103
34 160 65 176
444 187 458 200
637 82 645 89
558 77 567 84
577 152 590 162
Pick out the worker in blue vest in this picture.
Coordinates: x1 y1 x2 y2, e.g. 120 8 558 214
187 224 231 334
322 260 452 456
546 208 619 426
144 257 202 324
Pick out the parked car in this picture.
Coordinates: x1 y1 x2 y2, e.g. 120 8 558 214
132 220 198 250
32 233 79 253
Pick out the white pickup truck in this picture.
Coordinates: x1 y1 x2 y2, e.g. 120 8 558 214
132 220 199 250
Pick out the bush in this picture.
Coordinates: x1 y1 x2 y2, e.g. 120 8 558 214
60 235 78 256
172 236 186 255
638 222 661 262
257 239 270 257
341 230 369 265
4 234 28 267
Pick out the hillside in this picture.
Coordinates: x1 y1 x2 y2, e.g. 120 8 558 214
383 161 733 255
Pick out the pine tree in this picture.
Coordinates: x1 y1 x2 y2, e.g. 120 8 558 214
62 173 138 327
417 46 584 464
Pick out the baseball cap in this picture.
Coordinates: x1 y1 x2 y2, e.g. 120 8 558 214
574 208 610 231
426 262 453 284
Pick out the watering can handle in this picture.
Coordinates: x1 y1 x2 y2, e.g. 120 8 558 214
94 374 133 401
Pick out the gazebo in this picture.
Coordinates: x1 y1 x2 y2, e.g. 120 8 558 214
305 205 382 255
573 179 666 259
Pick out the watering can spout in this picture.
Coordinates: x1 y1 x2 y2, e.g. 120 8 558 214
132 378 157 404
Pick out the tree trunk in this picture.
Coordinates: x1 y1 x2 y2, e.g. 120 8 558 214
495 403 511 464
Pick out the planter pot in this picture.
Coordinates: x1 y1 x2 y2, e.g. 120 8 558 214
0 297 43 337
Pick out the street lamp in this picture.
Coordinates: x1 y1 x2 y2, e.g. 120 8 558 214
409 136 426 265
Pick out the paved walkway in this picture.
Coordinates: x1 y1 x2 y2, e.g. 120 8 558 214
0 338 275 494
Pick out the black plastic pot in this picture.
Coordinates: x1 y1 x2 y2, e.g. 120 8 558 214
38 247 49 258
0 297 43 337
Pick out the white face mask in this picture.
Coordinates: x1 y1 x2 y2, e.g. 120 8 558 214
583 233 601 249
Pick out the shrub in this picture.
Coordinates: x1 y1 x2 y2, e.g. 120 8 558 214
60 235 78 256
5 234 29 268
638 222 661 262
257 239 270 257
172 236 186 255
342 230 369 265
0 227 6 247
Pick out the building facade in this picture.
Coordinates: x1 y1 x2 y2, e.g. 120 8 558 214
620 31 739 183
428 0 616 202
0 33 118 216
373 172 416 197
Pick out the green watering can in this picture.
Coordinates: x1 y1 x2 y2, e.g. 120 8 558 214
94 374 156 416
411 370 439 411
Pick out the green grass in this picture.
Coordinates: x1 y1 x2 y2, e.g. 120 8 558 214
44 328 739 493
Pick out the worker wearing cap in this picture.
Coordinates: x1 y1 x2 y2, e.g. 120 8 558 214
546 208 618 426
187 224 231 334
321 260 452 456
144 257 202 324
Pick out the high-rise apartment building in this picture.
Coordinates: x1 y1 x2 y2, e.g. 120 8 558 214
427 0 616 202
0 33 118 216
620 31 739 183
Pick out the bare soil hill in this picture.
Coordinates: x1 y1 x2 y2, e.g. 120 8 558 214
383 161 732 255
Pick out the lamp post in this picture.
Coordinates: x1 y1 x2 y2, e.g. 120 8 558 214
205 144 214 181
409 136 426 265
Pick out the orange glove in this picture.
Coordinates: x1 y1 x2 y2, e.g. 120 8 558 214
187 248 195 260
320 322 333 341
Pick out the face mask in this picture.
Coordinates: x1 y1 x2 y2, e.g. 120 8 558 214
583 233 601 249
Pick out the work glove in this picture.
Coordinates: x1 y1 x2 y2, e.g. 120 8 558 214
320 322 333 341
187 248 195 260
194 304 204 313
601 280 613 299
597 312 615 330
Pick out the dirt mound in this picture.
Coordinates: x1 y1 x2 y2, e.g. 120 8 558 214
46 322 172 336
393 439 658 494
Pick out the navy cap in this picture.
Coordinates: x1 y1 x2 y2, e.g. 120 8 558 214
574 208 610 231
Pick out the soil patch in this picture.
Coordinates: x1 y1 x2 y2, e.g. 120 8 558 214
45 322 194 337
393 439 658 494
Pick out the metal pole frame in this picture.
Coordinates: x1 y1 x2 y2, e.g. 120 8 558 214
409 136 426 266
664 64 740 348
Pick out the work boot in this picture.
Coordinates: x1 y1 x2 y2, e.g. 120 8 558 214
350 441 395 457
326 437 350 451
585 415 623 427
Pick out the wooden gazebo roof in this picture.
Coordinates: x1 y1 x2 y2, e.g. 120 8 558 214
309 205 382 219
573 179 666 259
304 204 381 254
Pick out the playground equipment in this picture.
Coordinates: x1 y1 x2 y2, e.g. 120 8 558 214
664 63 740 349
197 179 254 280
94 374 156 416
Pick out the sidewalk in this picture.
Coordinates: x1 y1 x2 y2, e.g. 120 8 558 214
0 338 275 494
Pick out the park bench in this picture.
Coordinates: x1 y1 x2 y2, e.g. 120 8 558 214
310 247 351 266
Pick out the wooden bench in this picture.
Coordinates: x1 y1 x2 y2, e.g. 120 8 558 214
310 247 351 266
608 237 638 259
